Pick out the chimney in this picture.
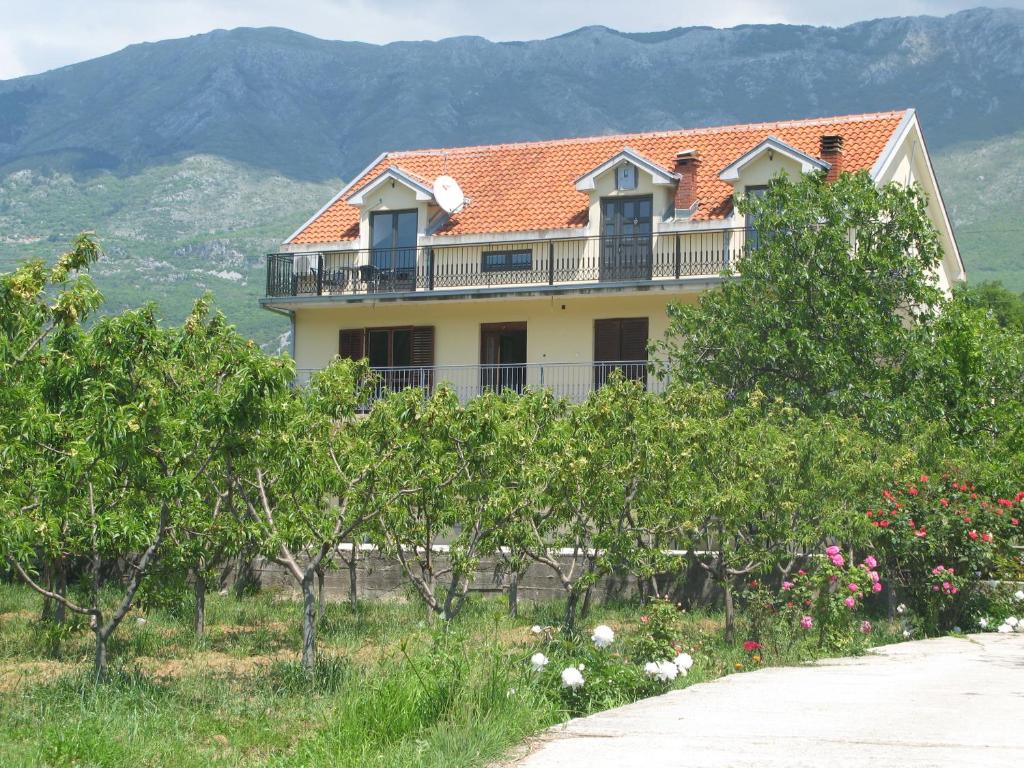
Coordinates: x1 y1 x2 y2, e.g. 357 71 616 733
820 135 844 182
674 149 699 218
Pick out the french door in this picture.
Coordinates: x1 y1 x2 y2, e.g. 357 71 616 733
600 196 653 281
480 322 527 394
370 210 417 289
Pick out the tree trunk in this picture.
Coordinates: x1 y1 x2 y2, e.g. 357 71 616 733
315 565 326 621
507 570 519 618
563 589 581 633
93 626 109 680
53 563 67 625
40 560 53 622
723 578 736 643
580 584 594 620
193 574 206 637
348 545 359 610
301 574 317 674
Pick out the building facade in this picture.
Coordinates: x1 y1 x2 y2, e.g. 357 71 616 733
262 109 964 401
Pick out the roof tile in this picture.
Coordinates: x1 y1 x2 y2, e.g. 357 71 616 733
289 111 906 244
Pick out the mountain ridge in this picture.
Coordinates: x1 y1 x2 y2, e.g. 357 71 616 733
2 7 1022 180
0 7 1022 347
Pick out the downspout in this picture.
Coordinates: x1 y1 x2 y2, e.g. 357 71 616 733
263 306 296 360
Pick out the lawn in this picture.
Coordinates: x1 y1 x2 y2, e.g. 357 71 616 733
0 583 903 768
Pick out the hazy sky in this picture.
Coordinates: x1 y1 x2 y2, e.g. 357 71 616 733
0 0 1019 81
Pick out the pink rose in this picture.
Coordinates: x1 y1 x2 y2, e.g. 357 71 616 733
800 616 813 630
843 596 856 608
781 581 794 591
825 545 841 556
830 554 845 567
860 620 873 634
871 582 882 593
868 571 880 583
863 555 877 569
847 583 859 592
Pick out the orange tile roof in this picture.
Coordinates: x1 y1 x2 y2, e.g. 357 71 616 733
288 111 907 245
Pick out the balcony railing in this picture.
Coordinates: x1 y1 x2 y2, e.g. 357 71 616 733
296 361 664 404
266 229 749 299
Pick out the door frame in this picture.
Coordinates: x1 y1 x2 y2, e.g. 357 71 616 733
599 194 654 281
479 322 527 394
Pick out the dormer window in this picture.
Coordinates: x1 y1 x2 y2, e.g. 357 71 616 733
615 163 638 191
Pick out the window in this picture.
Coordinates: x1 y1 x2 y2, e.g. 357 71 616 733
481 249 532 273
615 163 638 190
594 317 649 388
338 326 434 367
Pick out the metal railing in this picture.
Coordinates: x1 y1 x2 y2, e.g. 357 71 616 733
267 229 749 298
295 361 664 404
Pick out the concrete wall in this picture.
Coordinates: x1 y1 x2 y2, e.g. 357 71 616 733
244 549 719 608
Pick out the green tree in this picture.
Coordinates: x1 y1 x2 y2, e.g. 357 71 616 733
908 296 1024 450
520 376 680 632
236 359 407 673
668 387 886 641
4 298 288 677
0 235 103 621
958 280 1024 333
657 171 943 434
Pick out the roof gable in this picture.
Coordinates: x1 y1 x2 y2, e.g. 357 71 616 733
346 165 435 204
288 110 909 245
718 135 830 182
574 146 679 191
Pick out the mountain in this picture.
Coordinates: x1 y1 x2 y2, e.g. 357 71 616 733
1 7 1022 344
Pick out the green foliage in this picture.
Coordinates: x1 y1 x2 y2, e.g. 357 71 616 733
958 281 1024 333
659 171 943 433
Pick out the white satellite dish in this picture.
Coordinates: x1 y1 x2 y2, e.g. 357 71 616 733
433 175 465 214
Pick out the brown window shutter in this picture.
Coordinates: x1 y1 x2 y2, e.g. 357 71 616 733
410 326 435 367
594 319 621 362
338 328 365 360
620 318 649 361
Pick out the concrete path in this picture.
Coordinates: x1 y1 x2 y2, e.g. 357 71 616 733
513 633 1024 767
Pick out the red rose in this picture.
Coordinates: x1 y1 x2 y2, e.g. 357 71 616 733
967 530 979 541
743 641 761 652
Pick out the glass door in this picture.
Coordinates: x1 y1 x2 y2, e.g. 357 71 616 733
480 323 527 394
600 196 653 281
370 210 418 291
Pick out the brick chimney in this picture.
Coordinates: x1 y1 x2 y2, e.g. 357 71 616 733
674 149 699 218
820 135 844 182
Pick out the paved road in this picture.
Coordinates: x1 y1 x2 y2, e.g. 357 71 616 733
514 634 1024 767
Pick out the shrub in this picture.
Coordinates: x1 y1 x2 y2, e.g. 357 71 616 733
870 476 1023 632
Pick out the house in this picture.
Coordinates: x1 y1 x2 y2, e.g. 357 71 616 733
262 109 964 402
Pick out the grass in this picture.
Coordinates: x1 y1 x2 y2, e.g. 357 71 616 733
0 583 906 767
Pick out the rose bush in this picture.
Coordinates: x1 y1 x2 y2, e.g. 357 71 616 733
870 476 1023 633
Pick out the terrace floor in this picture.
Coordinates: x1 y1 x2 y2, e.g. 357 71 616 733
511 633 1024 767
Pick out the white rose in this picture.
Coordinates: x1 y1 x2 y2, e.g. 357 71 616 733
560 667 584 690
978 617 989 629
1014 590 1024 602
1007 616 1019 628
998 623 1013 634
674 653 694 672
591 624 615 649
530 653 549 672
530 625 543 634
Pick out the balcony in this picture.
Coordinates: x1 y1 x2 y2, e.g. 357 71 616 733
296 360 665 405
265 229 749 300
